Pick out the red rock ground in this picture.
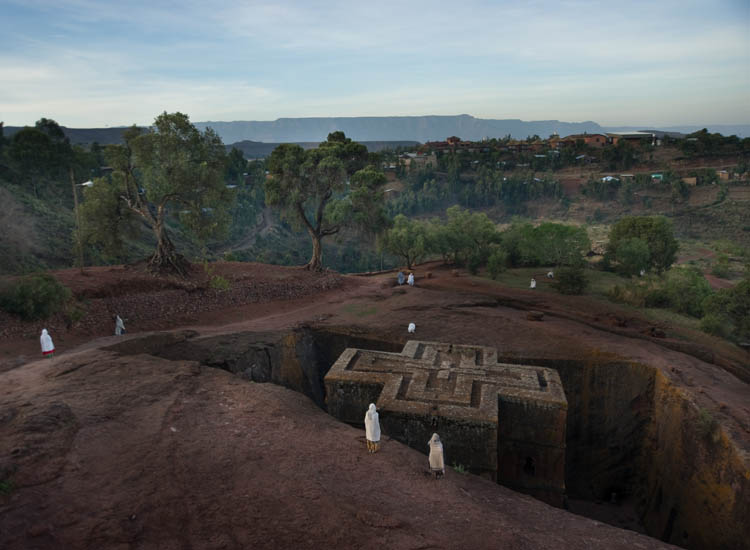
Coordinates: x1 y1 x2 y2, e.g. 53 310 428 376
1 261 747 549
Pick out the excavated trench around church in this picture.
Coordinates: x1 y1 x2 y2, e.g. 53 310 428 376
110 327 748 550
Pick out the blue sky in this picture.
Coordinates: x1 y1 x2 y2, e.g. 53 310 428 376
1 0 748 127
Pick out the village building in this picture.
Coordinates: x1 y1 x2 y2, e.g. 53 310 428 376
558 133 609 148
607 131 656 146
682 176 698 186
400 152 438 169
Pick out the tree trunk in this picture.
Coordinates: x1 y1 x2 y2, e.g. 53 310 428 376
149 222 189 276
305 231 323 271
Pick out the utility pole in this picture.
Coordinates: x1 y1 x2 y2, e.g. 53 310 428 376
69 167 85 274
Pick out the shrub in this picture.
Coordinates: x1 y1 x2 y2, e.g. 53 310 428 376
452 463 468 474
608 282 648 308
209 275 230 291
700 313 733 339
644 287 671 309
0 273 71 320
711 254 730 279
553 265 589 295
701 278 750 342
467 252 483 275
487 248 509 280
614 237 650 277
0 479 14 496
661 268 713 318
66 305 86 325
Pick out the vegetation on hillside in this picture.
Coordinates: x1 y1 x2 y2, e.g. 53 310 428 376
0 273 71 320
1 117 749 345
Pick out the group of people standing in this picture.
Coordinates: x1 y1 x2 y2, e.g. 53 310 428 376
397 271 415 287
364 403 445 478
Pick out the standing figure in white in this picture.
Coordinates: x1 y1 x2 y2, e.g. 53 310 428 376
40 329 55 357
364 403 381 453
428 433 445 478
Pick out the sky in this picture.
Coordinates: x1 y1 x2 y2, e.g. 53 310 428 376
1 0 749 128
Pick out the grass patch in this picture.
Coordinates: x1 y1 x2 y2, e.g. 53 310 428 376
209 275 231 291
484 266 708 336
342 303 378 318
695 408 720 443
452 463 468 475
0 479 14 496
482 266 622 298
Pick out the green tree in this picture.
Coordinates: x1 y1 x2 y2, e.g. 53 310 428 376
85 113 232 274
607 216 679 273
8 127 54 198
552 265 589 295
487 246 509 279
532 223 590 266
614 237 651 277
426 206 498 266
701 277 750 342
265 132 384 271
378 214 428 269
224 147 247 185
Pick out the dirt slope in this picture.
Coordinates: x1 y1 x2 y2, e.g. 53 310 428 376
0 349 678 550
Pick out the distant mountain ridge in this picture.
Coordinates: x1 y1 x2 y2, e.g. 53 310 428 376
4 116 748 151
193 115 606 143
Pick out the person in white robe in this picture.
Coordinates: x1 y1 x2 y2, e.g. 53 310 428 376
364 403 381 453
428 433 445 477
408 322 416 334
407 273 415 286
530 278 537 289
40 329 55 357
115 315 126 336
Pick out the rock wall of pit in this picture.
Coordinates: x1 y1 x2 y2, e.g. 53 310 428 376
501 353 749 550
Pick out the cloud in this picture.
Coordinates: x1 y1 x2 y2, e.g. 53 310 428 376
0 49 276 126
1 0 748 126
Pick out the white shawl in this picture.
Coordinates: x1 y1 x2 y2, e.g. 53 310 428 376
428 433 444 472
40 329 55 354
364 403 381 442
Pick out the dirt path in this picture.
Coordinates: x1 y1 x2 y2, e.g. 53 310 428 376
0 263 376 371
